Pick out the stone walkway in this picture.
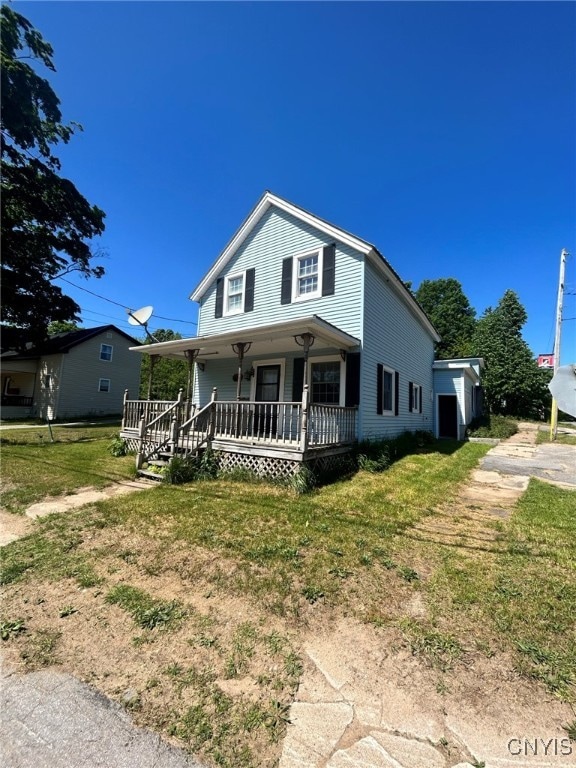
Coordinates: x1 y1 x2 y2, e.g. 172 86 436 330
279 424 576 767
0 480 152 547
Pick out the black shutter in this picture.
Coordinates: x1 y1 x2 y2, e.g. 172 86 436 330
345 352 360 407
419 388 423 414
244 268 255 312
322 244 336 296
215 278 224 318
281 258 293 305
292 358 305 401
376 364 383 415
394 371 400 416
408 382 413 413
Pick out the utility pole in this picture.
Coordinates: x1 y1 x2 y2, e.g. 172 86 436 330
550 248 568 440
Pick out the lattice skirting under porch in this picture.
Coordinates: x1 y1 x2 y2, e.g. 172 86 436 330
123 436 140 453
216 450 301 480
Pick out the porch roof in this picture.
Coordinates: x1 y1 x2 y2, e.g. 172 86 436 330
129 315 360 361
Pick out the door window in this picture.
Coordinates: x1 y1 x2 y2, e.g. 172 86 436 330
255 365 280 401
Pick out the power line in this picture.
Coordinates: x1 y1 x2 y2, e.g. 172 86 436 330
58 278 197 325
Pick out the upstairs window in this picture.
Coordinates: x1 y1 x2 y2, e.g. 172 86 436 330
225 273 245 315
281 244 335 305
295 251 320 299
100 343 113 362
98 378 111 393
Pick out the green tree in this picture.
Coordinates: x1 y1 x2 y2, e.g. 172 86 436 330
139 329 189 400
415 278 476 359
473 290 548 417
47 320 80 335
1 5 105 342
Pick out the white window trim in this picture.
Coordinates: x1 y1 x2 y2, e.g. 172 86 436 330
43 374 52 390
292 248 323 303
381 364 395 416
249 359 286 402
223 270 246 316
308 355 345 406
100 343 113 362
411 383 422 413
98 378 111 393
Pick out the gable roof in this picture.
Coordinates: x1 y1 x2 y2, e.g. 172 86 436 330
190 191 440 343
1 325 141 360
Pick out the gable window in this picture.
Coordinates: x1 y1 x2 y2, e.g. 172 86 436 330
225 272 245 315
377 364 399 416
281 244 336 305
409 382 422 413
100 343 113 362
98 378 111 393
294 251 320 300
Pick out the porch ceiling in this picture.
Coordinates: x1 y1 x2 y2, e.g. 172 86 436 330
129 315 360 361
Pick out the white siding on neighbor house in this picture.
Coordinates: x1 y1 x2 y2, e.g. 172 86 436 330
45 331 141 419
360 259 435 440
198 207 364 341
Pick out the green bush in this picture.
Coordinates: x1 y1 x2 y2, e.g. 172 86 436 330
162 448 219 485
108 435 128 457
466 414 518 439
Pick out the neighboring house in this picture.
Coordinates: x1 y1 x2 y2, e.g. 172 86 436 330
122 192 483 477
1 325 141 420
432 358 484 440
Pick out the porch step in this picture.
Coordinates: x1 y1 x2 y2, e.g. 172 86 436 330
137 469 164 482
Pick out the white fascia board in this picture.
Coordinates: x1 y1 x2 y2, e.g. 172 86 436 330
190 192 373 303
366 249 441 343
129 315 360 359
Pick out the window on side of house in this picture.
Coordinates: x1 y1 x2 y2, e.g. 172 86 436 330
43 374 52 389
293 249 321 301
377 364 397 416
98 378 111 393
409 382 422 413
224 272 245 315
100 343 113 361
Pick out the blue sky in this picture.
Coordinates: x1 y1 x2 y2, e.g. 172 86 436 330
16 1 576 362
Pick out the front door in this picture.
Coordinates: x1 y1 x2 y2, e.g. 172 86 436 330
254 364 281 437
438 395 458 439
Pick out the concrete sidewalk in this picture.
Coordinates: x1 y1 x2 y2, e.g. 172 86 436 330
1 664 205 768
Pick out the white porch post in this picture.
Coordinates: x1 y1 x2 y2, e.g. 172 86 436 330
300 383 310 453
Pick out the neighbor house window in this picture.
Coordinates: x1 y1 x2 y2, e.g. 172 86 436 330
98 378 111 392
293 249 321 301
410 383 422 413
100 343 113 361
43 374 52 389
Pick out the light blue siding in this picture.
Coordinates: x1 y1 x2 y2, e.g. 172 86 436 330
198 208 363 340
360 259 435 439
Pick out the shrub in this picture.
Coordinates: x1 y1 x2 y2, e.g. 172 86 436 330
466 414 518 440
162 447 219 485
108 435 128 456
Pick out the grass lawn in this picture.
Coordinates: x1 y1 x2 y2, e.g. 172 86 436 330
1 436 575 767
1 424 134 513
536 428 576 446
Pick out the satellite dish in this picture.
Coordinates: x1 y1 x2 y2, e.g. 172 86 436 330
126 305 158 343
548 364 576 418
127 305 153 326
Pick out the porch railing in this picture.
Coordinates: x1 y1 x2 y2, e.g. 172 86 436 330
123 386 357 468
1 395 33 407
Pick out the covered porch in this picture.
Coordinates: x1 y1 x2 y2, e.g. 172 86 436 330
122 316 360 477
